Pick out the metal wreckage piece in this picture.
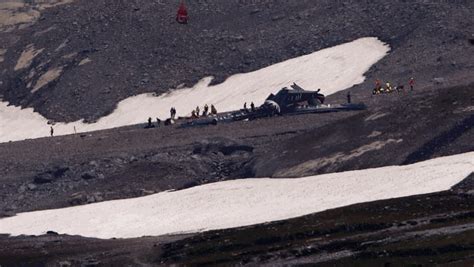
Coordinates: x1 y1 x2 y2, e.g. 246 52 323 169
181 83 366 128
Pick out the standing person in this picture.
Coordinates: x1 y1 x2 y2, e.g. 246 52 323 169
396 84 404 93
170 107 175 119
196 106 200 117
203 104 209 116
347 91 351 104
243 102 247 111
211 104 217 115
50 126 54 137
375 79 382 94
409 77 415 91
156 118 161 127
146 117 155 128
250 102 255 112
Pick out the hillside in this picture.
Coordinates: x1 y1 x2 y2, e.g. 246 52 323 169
0 1 473 266
0 0 473 122
0 82 472 265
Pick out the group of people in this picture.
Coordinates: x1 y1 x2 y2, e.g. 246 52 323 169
243 102 256 112
145 104 219 129
373 77 415 95
171 104 219 120
146 117 168 128
190 104 217 118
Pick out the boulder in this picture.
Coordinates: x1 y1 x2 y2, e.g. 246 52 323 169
27 183 37 190
81 171 97 180
33 165 70 184
33 173 55 184
192 137 254 156
69 192 87 206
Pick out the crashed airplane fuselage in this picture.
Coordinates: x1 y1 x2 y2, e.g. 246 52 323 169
265 83 326 113
181 83 365 128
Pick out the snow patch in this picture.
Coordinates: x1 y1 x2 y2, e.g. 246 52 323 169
55 39 69 52
0 152 472 239
32 66 63 93
78 58 91 66
368 131 383 138
365 112 389 121
454 106 474 114
0 0 75 32
14 44 43 71
0 37 390 143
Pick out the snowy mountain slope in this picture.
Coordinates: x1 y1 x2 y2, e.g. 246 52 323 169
0 37 389 143
1 151 472 239
0 0 472 123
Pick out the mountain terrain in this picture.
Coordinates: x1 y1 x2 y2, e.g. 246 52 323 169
0 0 473 266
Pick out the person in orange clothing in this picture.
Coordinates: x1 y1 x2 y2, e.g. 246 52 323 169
409 77 415 91
373 79 382 94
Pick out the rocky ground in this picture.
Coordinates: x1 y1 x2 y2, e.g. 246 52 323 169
0 178 473 266
0 0 473 266
0 82 472 265
0 83 472 217
0 0 473 121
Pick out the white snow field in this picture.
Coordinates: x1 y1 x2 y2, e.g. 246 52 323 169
0 37 390 143
1 152 472 239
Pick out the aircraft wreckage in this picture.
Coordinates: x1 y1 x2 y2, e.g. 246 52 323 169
180 83 366 128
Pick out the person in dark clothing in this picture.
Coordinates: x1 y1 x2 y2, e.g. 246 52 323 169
195 106 200 117
145 117 155 128
50 126 54 137
170 107 176 119
203 104 209 116
396 84 404 93
347 91 351 104
244 102 248 111
211 105 217 115
250 102 255 112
